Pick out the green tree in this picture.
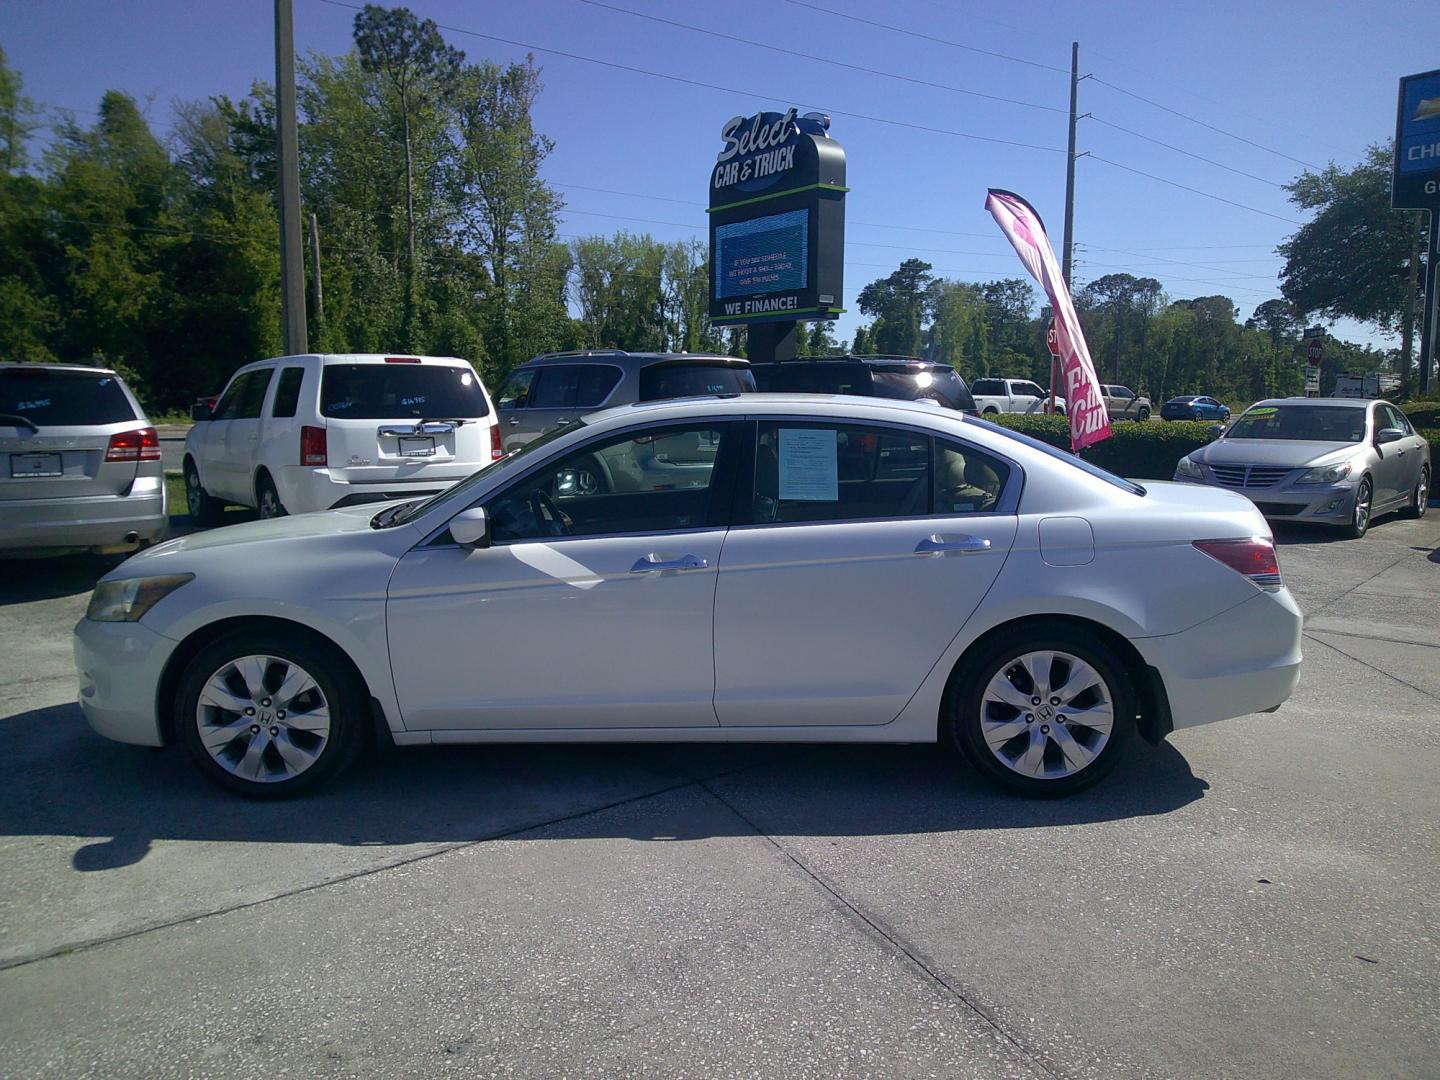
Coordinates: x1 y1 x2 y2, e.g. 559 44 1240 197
851 324 873 354
927 280 988 377
0 45 39 175
857 259 933 355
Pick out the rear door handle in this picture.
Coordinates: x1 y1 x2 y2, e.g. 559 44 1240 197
630 553 708 573
508 417 521 426
914 534 991 555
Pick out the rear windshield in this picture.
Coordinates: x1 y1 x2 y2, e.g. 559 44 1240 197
871 367 976 411
320 363 489 420
0 368 137 426
980 419 1146 496
638 363 755 402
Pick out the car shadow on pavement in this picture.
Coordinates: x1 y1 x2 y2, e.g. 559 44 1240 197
0 555 110 606
0 703 1209 871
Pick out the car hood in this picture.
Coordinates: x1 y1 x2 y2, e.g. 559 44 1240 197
120 505 391 570
1194 439 1358 468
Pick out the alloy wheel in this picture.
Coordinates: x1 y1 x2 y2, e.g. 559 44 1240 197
1418 470 1430 517
1354 480 1371 533
185 469 203 517
259 482 285 519
195 654 331 782
979 650 1115 780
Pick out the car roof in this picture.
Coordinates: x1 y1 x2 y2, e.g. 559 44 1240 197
0 362 119 376
585 391 966 428
1248 397 1373 409
247 353 474 366
516 350 748 370
758 355 948 369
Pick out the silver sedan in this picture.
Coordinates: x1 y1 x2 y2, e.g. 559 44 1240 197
1174 397 1430 539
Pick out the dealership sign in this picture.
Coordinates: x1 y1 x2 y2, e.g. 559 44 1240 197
709 109 847 326
1393 68 1440 209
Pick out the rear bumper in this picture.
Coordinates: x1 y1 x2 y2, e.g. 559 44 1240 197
74 616 176 746
273 466 477 514
0 484 167 554
1134 588 1303 731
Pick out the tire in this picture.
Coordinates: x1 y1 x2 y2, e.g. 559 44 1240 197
184 460 226 526
1341 477 1372 540
256 472 287 519
1402 466 1429 519
1137 407 1151 422
175 629 369 798
943 626 1134 798
983 407 999 417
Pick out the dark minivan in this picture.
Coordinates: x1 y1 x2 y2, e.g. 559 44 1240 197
751 356 979 415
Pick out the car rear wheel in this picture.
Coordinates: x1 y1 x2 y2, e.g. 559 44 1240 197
176 630 368 798
1402 467 1429 519
257 473 287 519
1137 407 1150 421
184 461 225 525
944 627 1134 798
1342 477 1372 539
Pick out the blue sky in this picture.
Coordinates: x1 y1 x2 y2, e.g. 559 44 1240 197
3 0 1431 349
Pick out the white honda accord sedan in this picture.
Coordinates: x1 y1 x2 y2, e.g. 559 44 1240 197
74 394 1303 799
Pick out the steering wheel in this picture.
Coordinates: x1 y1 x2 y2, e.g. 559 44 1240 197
528 488 573 537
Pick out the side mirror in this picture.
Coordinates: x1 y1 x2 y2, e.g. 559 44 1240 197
1209 423 1226 439
449 506 490 548
1376 427 1405 446
191 402 213 422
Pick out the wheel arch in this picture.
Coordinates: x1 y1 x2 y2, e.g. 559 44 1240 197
156 615 390 747
941 613 1172 746
253 465 276 506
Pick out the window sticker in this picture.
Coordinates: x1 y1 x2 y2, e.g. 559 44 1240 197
1246 407 1278 416
778 427 838 501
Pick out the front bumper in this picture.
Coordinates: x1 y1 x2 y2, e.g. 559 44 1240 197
1170 472 1359 526
0 484 167 554
74 616 177 746
1134 587 1303 730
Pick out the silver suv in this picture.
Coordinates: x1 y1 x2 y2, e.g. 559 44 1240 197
1 364 168 556
493 351 756 453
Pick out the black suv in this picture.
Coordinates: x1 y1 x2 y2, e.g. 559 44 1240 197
751 356 979 415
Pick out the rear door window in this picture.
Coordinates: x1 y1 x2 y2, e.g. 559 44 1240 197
528 366 579 409
575 365 622 408
0 368 137 426
754 421 932 524
638 363 755 402
320 364 490 420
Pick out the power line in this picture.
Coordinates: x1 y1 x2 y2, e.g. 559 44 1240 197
314 0 1064 155
1087 116 1287 188
577 0 1064 114
780 0 1069 74
1087 155 1301 224
1089 77 1321 171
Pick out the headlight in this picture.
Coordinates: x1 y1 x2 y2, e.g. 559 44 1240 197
1175 456 1203 479
85 574 194 622
1297 462 1353 485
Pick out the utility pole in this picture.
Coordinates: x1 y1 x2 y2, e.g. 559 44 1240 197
1401 213 1420 390
274 0 307 355
1061 41 1081 288
308 212 324 332
1422 210 1438 395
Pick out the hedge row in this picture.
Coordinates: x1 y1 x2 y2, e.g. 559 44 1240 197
992 413 1439 496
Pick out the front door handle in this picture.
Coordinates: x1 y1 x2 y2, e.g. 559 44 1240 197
630 553 708 573
508 417 521 426
914 534 991 556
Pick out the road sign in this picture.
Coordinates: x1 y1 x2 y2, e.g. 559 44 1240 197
1393 68 1440 211
1302 326 1325 340
1046 319 1060 355
1304 368 1321 394
1307 340 1324 366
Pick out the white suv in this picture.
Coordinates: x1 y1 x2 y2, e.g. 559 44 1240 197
183 353 500 520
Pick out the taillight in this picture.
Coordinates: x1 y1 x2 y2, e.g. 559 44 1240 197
105 427 160 462
1193 537 1282 592
490 421 503 461
300 425 327 466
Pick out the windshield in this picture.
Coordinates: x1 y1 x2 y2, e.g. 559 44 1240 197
638 363 755 402
1226 404 1366 442
0 368 137 426
980 419 1146 496
321 363 489 420
871 368 976 411
372 420 584 528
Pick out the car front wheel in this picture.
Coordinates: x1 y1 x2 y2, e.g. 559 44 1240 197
176 630 368 798
1342 478 1372 540
945 627 1134 798
184 461 225 525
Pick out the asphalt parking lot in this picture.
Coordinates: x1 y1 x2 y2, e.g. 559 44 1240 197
1 506 1437 1078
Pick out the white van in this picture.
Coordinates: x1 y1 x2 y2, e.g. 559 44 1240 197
183 354 500 520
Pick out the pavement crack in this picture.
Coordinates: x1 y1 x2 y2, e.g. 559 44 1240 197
0 767 753 976
1302 549 1414 617
696 779 1066 1080
1303 632 1437 702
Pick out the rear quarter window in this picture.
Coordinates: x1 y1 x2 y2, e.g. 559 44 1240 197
320 363 490 420
0 368 137 426
638 364 755 402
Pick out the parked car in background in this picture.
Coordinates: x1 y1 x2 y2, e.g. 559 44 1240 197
1161 395 1230 422
1 363 167 557
1101 385 1152 421
494 350 756 453
1173 397 1429 539
970 377 1064 416
184 354 498 521
76 393 1302 800
751 356 978 415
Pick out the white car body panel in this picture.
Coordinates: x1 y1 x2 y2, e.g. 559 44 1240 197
79 395 1303 759
971 378 1065 416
